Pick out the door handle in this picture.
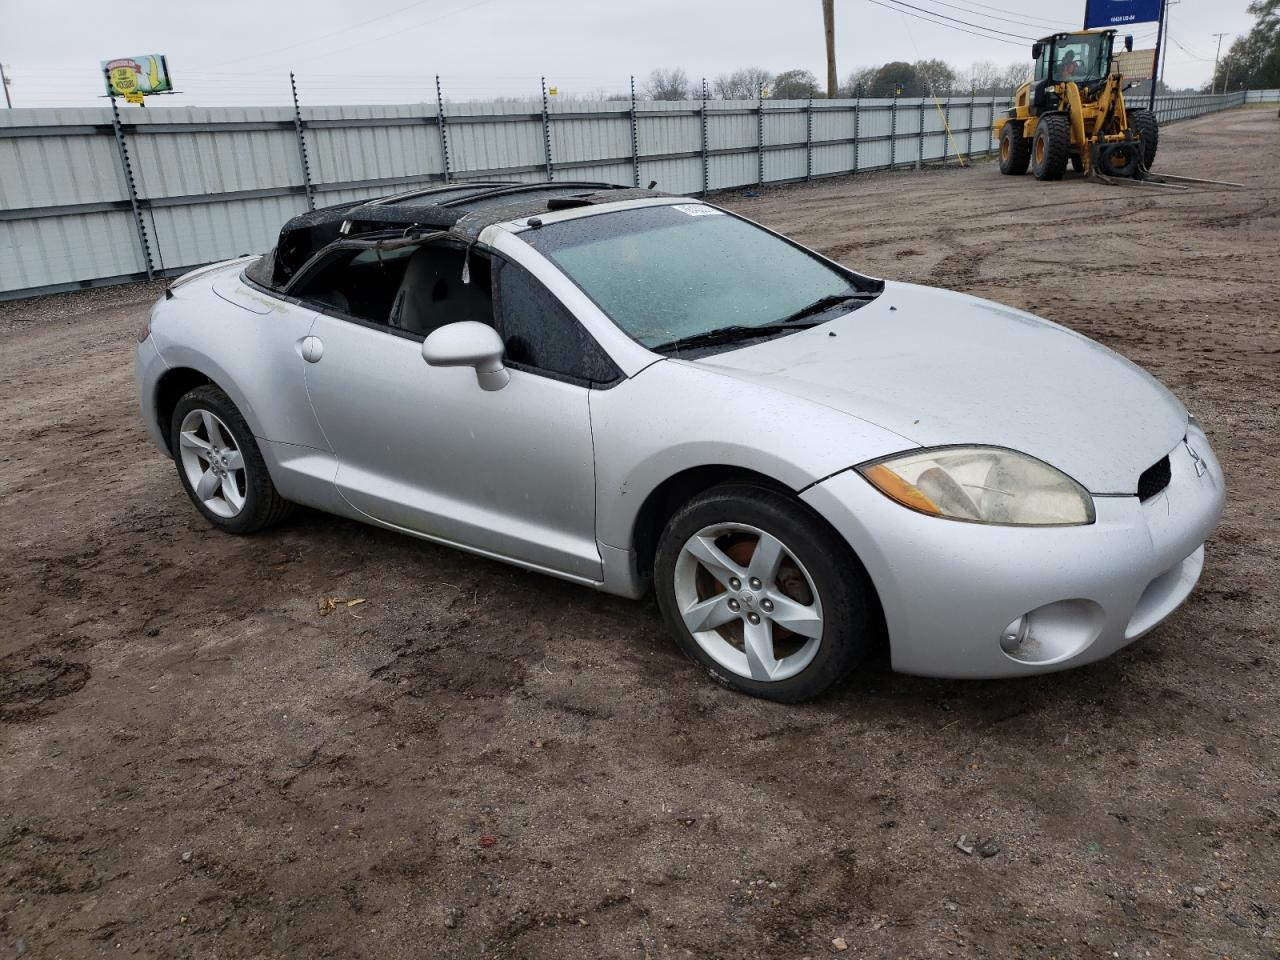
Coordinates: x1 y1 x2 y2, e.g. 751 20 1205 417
301 335 324 363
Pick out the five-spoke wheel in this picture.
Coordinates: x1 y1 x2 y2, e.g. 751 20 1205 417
178 408 247 518
674 522 824 683
655 482 876 702
169 384 292 534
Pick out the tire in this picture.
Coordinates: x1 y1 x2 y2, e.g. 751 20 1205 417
169 384 293 534
1031 114 1070 181
1128 109 1159 170
1098 142 1140 179
653 482 877 703
998 122 1031 175
1070 154 1084 173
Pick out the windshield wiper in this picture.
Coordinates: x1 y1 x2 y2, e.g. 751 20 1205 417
777 291 872 326
651 323 820 355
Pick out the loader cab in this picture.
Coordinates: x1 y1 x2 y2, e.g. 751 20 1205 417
1033 31 1116 85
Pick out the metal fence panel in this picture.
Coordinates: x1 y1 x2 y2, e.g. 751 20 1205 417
0 89 1268 299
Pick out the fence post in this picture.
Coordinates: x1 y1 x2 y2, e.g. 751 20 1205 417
106 75 154 281
540 76 554 181
434 75 451 184
629 76 640 188
967 87 975 160
289 72 315 211
756 82 765 186
852 95 860 175
942 97 951 165
805 96 814 181
890 91 898 171
700 78 709 195
916 99 924 170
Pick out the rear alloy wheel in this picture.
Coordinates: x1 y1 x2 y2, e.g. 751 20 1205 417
1032 114 1070 181
654 483 876 702
998 122 1031 175
170 385 292 534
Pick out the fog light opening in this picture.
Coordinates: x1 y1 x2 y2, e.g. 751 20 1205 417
998 599 1105 666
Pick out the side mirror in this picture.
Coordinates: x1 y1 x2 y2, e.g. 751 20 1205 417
421 321 510 392
1125 35 1134 52
1031 42 1043 60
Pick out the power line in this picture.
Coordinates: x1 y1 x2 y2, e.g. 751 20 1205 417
870 0 1037 41
285 0 506 69
200 0 442 71
1168 36 1213 61
863 0 1030 45
895 0 1069 32
936 0 1075 28
205 0 505 71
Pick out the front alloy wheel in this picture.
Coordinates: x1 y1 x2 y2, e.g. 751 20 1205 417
673 522 824 683
655 483 877 702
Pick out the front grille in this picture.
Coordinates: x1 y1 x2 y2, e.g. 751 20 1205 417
1138 455 1172 501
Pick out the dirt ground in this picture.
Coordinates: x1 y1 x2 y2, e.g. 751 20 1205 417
2 107 1278 960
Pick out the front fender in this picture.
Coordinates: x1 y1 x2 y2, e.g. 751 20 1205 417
589 359 912 551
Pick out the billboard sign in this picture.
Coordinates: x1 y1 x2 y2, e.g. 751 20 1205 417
102 55 173 98
1084 0 1161 29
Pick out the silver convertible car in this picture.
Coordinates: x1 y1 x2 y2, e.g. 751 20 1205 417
135 181 1224 701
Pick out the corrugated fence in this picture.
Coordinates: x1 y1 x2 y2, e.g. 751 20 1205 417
0 89 1262 301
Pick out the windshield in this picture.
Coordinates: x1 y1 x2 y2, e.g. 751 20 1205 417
520 204 877 351
1053 33 1111 82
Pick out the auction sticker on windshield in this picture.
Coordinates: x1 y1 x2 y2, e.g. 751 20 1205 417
673 204 724 216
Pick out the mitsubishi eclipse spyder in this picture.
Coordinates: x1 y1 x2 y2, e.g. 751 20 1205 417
135 181 1224 702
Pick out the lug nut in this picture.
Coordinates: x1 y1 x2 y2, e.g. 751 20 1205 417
728 598 740 611
761 599 774 612
729 577 741 590
749 577 762 589
747 613 761 625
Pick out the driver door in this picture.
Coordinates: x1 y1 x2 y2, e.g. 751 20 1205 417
297 241 606 581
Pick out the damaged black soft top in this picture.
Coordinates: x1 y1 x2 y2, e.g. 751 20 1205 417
259 181 660 289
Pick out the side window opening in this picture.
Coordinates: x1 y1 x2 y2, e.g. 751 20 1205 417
494 259 620 386
292 245 418 325
291 242 495 340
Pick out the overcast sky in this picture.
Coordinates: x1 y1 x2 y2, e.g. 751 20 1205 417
1 0 1258 108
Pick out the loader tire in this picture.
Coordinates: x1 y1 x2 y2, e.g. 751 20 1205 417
1032 115 1070 181
1128 109 1159 170
998 122 1031 175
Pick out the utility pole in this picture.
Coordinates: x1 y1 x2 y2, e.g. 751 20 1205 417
823 0 838 99
1 63 12 108
1148 0 1168 110
1211 32 1227 94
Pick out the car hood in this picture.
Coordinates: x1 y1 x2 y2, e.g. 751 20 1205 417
687 281 1187 494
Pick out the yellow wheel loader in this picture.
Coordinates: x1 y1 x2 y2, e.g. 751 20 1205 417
993 29 1156 182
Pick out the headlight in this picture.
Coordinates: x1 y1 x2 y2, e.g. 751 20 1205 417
858 447 1095 526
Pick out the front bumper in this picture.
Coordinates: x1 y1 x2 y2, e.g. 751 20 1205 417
801 425 1225 678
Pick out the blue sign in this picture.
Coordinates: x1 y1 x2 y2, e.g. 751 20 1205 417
1084 0 1161 28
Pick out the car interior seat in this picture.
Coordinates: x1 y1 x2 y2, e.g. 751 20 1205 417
390 245 492 338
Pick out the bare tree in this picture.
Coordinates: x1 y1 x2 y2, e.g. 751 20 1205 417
712 67 773 100
771 68 821 99
913 59 958 96
997 62 1032 94
842 66 878 97
643 67 691 101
